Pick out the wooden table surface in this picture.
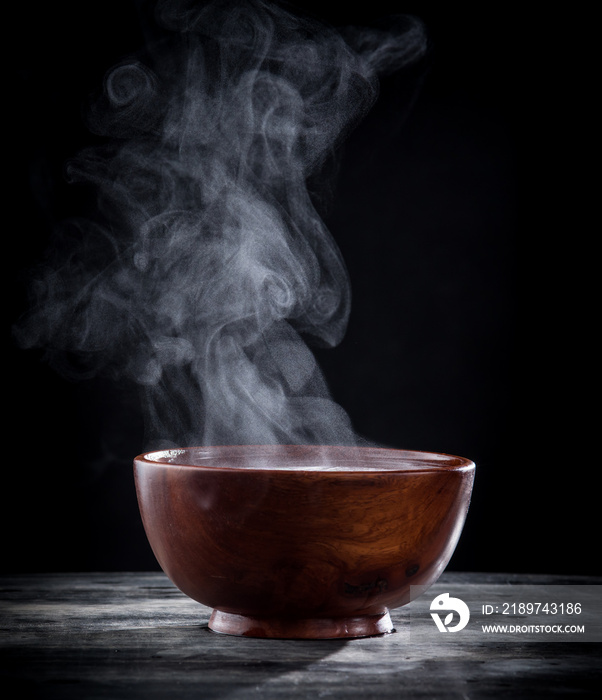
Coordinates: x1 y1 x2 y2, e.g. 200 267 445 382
1 571 599 698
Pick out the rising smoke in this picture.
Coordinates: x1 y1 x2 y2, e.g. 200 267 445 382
15 0 427 449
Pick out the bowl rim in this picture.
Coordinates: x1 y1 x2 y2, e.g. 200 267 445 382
133 445 476 474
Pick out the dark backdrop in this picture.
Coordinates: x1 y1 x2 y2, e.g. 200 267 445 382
6 1 596 575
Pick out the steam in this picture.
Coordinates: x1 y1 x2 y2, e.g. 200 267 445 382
16 0 426 449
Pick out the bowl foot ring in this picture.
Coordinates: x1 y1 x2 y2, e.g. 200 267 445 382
209 609 394 639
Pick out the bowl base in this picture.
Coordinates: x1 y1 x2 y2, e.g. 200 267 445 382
209 609 394 639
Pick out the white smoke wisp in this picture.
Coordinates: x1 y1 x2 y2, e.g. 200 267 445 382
15 0 427 449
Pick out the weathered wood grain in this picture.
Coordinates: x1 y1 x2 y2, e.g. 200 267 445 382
1 572 600 698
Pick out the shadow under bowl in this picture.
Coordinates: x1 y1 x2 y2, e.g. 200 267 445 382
134 444 475 639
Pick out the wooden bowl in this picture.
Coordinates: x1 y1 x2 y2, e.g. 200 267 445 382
134 445 475 638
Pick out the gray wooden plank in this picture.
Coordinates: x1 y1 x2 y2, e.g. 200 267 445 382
1 572 600 698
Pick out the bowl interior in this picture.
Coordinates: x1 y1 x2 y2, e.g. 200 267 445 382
137 444 474 472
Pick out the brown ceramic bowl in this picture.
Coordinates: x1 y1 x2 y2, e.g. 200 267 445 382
134 445 475 639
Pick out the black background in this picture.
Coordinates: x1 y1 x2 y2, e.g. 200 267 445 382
6 1 596 575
